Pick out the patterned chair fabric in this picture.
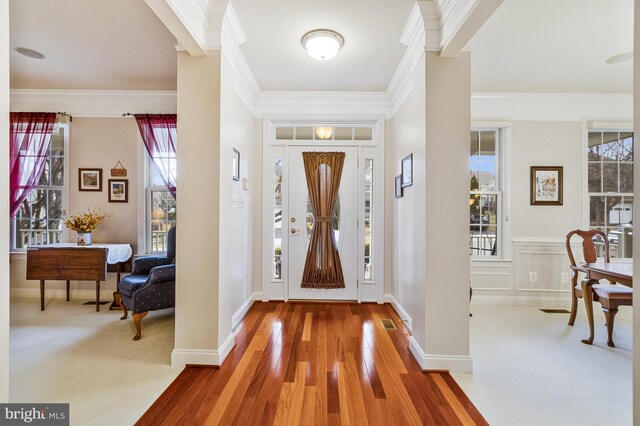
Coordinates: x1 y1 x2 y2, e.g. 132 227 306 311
118 227 176 340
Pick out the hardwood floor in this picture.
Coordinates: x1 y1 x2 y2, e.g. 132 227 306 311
137 302 487 425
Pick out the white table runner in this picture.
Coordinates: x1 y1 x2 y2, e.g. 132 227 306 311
42 243 133 264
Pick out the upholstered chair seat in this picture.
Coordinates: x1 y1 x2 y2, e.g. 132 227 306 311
117 227 176 340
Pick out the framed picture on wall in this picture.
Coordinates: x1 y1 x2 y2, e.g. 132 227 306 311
232 148 240 181
108 179 128 203
401 153 413 188
78 168 102 191
395 175 403 198
530 166 563 205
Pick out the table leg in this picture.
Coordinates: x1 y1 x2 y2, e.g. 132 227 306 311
96 281 100 312
581 278 597 345
109 262 123 311
40 280 45 311
66 280 70 302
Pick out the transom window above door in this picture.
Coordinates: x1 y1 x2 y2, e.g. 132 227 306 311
275 126 372 141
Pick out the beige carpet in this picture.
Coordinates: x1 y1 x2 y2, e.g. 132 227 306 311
10 297 181 425
453 305 632 426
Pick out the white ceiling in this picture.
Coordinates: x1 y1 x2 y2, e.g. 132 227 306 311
466 0 634 93
230 0 415 92
7 0 635 95
9 0 177 90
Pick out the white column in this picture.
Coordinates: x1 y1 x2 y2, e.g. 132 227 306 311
0 0 10 401
422 52 472 372
172 50 229 367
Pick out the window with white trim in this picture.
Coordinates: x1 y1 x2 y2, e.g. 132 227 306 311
469 129 501 257
587 130 633 258
146 157 176 253
11 125 68 250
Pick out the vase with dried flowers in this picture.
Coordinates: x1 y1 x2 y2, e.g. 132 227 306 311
64 209 109 246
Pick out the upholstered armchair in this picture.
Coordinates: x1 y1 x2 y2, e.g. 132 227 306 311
118 227 176 340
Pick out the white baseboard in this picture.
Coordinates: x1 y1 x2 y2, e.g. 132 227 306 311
171 349 218 368
172 291 263 368
171 332 236 368
11 288 114 300
384 293 412 333
409 336 473 373
471 294 571 308
232 291 260 331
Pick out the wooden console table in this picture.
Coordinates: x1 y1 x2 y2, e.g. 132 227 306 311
26 243 132 311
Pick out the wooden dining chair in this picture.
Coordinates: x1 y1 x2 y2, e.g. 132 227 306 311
565 229 632 347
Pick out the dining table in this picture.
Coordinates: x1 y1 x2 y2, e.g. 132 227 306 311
580 261 632 345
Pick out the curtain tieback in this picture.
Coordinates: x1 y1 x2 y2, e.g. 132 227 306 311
314 216 332 223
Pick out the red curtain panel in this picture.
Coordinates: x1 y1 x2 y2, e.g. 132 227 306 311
134 114 177 198
9 112 57 218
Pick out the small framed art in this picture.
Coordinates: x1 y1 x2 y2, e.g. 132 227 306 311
108 179 128 203
78 168 102 191
401 153 413 188
232 148 240 181
530 166 563 206
395 175 403 198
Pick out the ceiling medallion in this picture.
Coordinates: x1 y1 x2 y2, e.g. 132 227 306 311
301 29 344 61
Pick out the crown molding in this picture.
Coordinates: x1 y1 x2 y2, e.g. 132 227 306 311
255 91 391 118
10 90 633 123
387 3 426 117
220 2 260 117
471 93 633 122
145 0 207 55
10 89 177 117
206 0 230 49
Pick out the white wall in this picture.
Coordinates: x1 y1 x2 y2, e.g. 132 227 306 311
510 121 582 238
389 54 427 344
0 0 10 402
219 53 259 328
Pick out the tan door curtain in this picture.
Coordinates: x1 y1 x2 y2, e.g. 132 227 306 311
301 152 346 289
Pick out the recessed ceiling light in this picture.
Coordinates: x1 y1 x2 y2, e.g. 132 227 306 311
301 29 344 61
14 47 45 59
606 52 633 64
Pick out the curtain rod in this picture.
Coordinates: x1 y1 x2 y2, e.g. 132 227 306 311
122 113 134 117
57 112 72 122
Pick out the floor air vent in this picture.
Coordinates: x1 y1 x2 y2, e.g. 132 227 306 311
539 309 570 314
380 319 397 330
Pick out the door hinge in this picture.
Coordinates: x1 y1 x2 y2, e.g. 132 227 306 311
357 279 359 288
357 158 359 168
357 218 359 228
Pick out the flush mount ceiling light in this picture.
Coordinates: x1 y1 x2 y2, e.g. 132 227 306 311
14 47 45 59
315 127 333 140
302 29 344 61
606 52 633 64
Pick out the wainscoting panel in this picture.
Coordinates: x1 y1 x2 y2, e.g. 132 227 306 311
515 249 567 292
470 239 574 306
470 271 511 291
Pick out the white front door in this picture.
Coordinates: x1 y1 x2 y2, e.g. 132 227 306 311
288 146 358 300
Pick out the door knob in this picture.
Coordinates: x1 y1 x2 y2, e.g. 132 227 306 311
290 228 300 234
